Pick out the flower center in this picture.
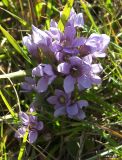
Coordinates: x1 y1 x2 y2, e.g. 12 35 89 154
79 45 91 57
58 96 66 104
28 122 36 130
70 66 80 77
63 54 70 61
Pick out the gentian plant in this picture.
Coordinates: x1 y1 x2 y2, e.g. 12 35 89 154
16 8 110 143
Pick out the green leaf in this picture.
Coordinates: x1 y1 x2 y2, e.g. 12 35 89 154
58 0 74 31
106 0 112 5
0 25 32 64
80 0 99 32
18 130 29 160
45 0 52 29
0 90 16 118
0 7 27 26
35 2 45 20
2 0 9 7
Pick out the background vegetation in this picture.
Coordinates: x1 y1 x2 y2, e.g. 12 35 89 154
0 0 122 159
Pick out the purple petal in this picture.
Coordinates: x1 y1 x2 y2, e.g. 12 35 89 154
77 83 85 91
101 34 110 51
51 42 62 52
29 115 37 123
55 89 64 96
47 96 57 104
22 35 31 46
67 8 84 28
32 25 51 46
22 35 38 56
78 75 92 89
69 56 82 66
55 52 63 61
48 27 61 41
86 33 110 53
91 75 102 85
15 127 26 138
25 77 35 84
82 55 92 64
93 51 106 58
72 37 86 47
86 34 99 49
50 19 58 28
37 77 48 92
54 107 66 117
91 64 103 73
28 130 38 143
30 104 36 113
64 26 76 40
21 82 32 91
79 44 92 57
57 62 70 74
32 65 44 77
36 121 44 130
66 104 78 116
64 75 75 93
44 64 54 76
90 33 110 51
63 48 79 55
74 13 84 28
82 62 91 74
48 75 56 85
69 8 75 17
77 100 88 109
19 112 29 125
76 110 86 120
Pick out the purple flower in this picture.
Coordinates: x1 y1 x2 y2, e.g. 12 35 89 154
57 56 103 93
66 8 84 28
22 34 38 57
49 25 85 61
23 25 52 57
47 90 88 120
53 8 84 29
80 33 110 58
66 100 88 120
21 77 36 92
15 106 44 143
47 89 71 117
32 64 56 93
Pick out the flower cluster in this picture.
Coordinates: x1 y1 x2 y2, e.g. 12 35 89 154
15 104 43 143
16 8 110 143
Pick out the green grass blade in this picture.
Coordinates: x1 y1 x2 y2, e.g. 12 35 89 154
0 25 32 64
0 90 16 118
0 122 3 160
0 25 22 53
106 0 112 5
58 0 74 31
0 7 27 26
80 0 99 32
18 130 28 160
2 0 9 7
45 0 52 29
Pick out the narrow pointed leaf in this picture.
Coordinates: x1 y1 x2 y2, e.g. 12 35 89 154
18 130 28 160
0 7 27 26
0 25 32 64
0 90 15 118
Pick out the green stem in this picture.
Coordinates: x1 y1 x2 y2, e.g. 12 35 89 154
0 70 27 79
